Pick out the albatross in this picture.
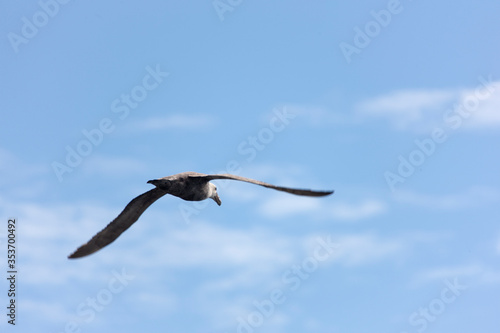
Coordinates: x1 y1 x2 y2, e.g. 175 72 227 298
68 171 334 259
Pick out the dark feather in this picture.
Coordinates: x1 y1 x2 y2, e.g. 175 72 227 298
193 173 334 197
68 188 168 259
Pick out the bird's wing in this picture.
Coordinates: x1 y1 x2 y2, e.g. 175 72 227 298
68 188 168 259
194 173 334 197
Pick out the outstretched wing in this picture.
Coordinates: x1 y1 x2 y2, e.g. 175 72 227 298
68 188 168 259
195 173 334 197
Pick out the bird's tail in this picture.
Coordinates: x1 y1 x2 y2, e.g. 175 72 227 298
147 179 171 189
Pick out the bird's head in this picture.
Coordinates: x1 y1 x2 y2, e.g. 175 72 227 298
208 182 221 206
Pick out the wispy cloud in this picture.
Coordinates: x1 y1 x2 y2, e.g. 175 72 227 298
411 264 500 287
303 232 405 266
258 195 386 221
356 79 500 132
330 199 386 220
130 113 216 131
3 192 418 331
7 194 394 285
138 222 295 269
0 196 297 326
258 194 322 219
393 186 500 210
132 291 177 312
337 233 403 265
458 81 500 129
267 80 500 134
356 89 457 130
22 299 74 324
0 147 49 198
416 264 483 283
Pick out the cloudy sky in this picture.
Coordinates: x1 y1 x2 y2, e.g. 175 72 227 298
1 1 499 332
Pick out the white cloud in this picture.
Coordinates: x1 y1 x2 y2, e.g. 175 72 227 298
5 199 118 285
132 291 177 312
268 80 500 133
131 221 295 269
411 264 500 287
357 89 457 130
131 113 216 131
393 186 500 210
2 193 419 332
303 233 405 266
0 195 297 327
258 194 322 218
21 299 74 324
330 199 386 220
356 79 500 132
258 195 386 221
0 147 49 198
480 270 500 285
417 264 483 283
5 193 395 287
458 81 500 129
334 233 404 265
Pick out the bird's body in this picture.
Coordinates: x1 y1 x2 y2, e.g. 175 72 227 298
68 171 333 259
147 172 219 203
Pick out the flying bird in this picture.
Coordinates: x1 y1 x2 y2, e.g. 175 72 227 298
68 172 334 259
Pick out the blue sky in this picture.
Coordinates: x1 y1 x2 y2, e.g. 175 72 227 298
1 1 500 332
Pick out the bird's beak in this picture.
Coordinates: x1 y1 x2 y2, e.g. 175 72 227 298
213 193 221 206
